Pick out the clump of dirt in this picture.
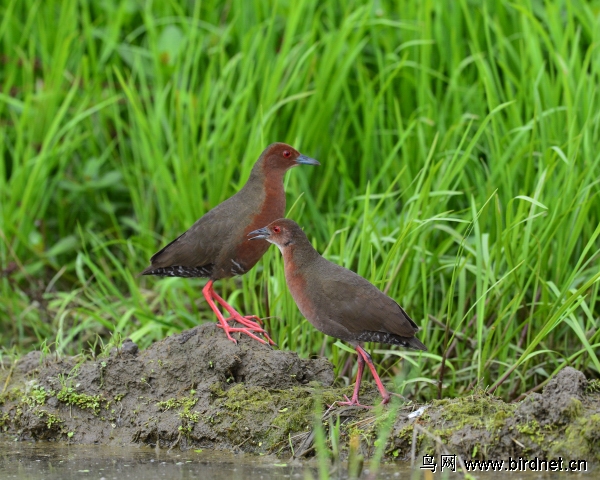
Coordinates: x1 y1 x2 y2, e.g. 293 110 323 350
0 324 336 452
499 367 600 460
387 367 600 463
1 326 599 464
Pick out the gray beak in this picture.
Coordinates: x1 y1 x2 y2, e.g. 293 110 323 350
248 227 270 240
296 154 320 166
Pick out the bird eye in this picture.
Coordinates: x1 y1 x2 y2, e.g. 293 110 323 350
282 150 291 158
273 226 281 233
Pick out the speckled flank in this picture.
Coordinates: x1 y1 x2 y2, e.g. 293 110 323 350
356 331 412 346
230 259 246 275
145 265 214 278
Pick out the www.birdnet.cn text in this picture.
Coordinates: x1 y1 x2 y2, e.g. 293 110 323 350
420 454 588 472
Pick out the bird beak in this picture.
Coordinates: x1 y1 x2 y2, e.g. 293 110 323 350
248 227 270 240
295 154 320 166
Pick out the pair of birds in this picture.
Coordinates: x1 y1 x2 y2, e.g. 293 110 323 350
141 143 426 407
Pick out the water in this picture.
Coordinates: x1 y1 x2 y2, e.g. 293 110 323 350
0 437 409 479
0 437 595 479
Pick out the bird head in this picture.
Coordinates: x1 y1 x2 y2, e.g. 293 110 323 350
260 143 320 172
248 218 304 248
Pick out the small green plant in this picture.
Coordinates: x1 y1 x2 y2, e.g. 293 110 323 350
97 360 108 388
180 410 200 423
56 386 102 415
312 398 331 479
25 386 53 407
36 410 63 429
347 433 364 479
365 402 399 478
157 390 199 437
0 412 10 430
516 420 546 444
585 379 600 394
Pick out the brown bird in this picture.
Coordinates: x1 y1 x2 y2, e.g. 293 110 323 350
249 219 426 406
141 144 319 345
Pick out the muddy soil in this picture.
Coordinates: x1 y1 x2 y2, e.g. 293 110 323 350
1 324 599 463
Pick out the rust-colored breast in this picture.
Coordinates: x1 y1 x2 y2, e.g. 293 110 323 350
283 249 319 323
233 181 286 275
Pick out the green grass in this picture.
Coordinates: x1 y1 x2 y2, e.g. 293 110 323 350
1 0 599 402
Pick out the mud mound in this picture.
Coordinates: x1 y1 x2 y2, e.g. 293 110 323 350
0 324 335 451
388 367 600 463
512 367 587 428
1 326 599 464
499 367 599 460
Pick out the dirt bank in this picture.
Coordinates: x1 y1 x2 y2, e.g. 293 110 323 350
1 324 599 463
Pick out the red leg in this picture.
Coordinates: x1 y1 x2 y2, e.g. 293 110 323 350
202 281 271 345
337 350 372 408
210 290 276 346
202 281 239 344
357 345 391 405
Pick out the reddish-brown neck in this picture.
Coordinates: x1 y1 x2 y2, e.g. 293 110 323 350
281 236 320 273
238 162 288 249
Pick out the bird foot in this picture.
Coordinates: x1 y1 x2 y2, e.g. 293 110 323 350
207 287 276 345
221 316 276 346
332 395 373 409
203 283 276 346
224 315 264 330
238 314 264 326
216 323 268 345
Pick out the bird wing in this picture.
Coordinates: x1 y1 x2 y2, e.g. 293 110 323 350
144 200 241 271
314 262 419 338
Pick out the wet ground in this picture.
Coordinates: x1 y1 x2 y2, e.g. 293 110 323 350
0 437 425 479
0 438 596 480
1 324 599 465
0 438 327 480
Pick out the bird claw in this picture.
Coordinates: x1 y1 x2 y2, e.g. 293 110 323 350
224 315 264 330
216 324 267 344
220 319 265 332
204 284 276 346
241 315 264 326
334 395 373 409
220 328 238 345
220 317 276 346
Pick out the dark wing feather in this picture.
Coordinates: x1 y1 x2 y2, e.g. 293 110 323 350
148 231 186 263
140 203 238 276
316 262 419 338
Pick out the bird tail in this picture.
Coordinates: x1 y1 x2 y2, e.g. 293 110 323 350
406 336 427 351
139 265 154 276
